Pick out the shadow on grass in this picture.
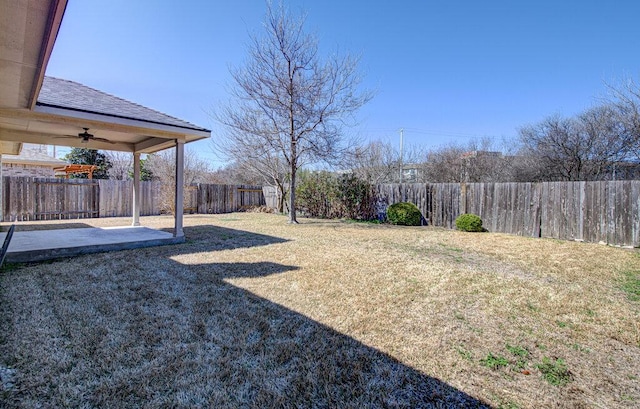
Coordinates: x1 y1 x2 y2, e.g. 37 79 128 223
0 226 492 408
161 224 290 254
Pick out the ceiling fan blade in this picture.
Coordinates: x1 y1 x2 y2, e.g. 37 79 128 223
93 137 117 144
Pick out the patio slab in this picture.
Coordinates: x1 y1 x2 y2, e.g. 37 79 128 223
1 226 184 263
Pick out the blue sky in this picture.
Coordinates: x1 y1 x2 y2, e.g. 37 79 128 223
46 0 640 167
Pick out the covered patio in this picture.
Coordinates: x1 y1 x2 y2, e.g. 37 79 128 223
2 225 181 263
0 0 211 261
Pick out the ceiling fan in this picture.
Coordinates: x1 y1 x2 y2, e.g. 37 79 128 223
75 128 115 144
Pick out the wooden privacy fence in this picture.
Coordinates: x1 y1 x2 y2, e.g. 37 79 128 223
197 184 265 214
5 176 637 246
2 177 266 222
3 177 99 221
375 181 640 247
98 180 161 217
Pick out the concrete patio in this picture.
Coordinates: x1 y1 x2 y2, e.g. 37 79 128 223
1 226 184 264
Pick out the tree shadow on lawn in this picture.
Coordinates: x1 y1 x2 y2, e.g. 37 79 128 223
158 224 291 254
0 228 492 408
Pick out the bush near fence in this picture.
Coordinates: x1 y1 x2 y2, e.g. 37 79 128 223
374 181 640 247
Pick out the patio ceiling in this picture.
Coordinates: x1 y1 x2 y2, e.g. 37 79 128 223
0 0 210 155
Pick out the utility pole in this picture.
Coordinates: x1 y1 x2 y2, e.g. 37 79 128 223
399 128 404 183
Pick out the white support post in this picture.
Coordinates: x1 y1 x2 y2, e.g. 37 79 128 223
132 152 141 226
174 140 185 238
0 153 3 222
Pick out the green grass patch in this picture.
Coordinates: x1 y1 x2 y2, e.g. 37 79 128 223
621 271 640 301
480 353 509 370
537 357 572 386
506 344 529 358
505 344 530 370
344 219 382 225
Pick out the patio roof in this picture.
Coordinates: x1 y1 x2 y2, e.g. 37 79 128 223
0 0 211 155
0 73 211 154
0 0 209 240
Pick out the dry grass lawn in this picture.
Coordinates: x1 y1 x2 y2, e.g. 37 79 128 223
1 213 639 408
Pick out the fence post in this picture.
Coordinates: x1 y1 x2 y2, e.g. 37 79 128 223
460 182 467 215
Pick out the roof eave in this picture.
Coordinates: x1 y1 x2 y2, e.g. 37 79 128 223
28 0 68 110
33 104 211 139
2 158 64 167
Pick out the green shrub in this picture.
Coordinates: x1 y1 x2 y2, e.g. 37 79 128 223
455 213 483 232
296 171 339 218
296 171 376 220
336 173 376 220
386 202 422 226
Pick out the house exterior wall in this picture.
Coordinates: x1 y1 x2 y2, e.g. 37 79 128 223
2 164 55 177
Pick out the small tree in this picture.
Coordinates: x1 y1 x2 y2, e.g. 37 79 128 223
145 148 211 214
104 151 132 180
138 157 154 181
63 148 112 179
215 2 372 223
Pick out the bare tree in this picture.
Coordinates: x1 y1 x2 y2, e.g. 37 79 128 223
214 132 290 212
518 107 628 181
351 140 401 183
422 139 509 182
423 143 467 182
105 151 133 180
347 139 429 183
579 105 628 178
607 77 640 160
209 161 264 185
145 147 211 213
214 2 372 223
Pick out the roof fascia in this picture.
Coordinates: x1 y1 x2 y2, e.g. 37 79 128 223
2 158 64 167
33 105 211 138
28 0 68 110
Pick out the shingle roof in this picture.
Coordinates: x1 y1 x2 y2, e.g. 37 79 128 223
36 76 209 132
2 144 65 166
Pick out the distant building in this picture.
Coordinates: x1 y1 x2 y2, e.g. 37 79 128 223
460 150 502 159
1 144 66 177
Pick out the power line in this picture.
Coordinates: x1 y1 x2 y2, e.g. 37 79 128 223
361 127 506 140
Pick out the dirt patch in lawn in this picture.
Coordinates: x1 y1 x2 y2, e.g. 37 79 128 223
1 213 639 408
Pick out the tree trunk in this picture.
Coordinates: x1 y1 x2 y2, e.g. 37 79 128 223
276 182 285 213
288 157 298 223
